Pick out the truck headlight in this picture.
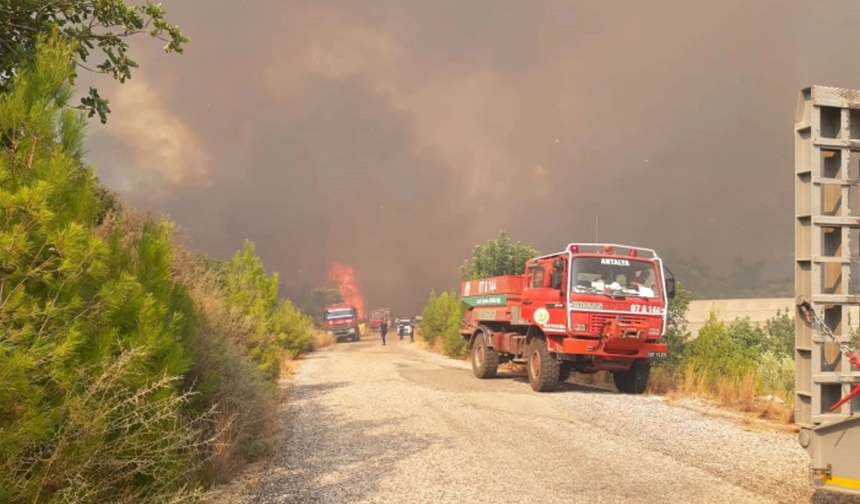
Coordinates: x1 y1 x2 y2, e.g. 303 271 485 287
573 323 587 331
649 328 660 336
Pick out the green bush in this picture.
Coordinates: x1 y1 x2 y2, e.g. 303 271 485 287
222 239 315 380
0 36 204 502
656 282 694 369
681 311 758 390
0 35 315 502
272 298 314 357
763 310 794 358
172 246 280 482
420 290 467 357
757 350 794 399
460 230 539 280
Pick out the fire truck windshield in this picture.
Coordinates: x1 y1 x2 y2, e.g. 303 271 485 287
570 257 660 299
325 308 356 320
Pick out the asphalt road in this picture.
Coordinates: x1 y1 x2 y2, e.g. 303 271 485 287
248 332 860 504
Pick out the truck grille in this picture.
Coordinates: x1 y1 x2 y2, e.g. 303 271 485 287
589 314 647 330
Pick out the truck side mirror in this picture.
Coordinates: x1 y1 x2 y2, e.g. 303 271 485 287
664 268 676 300
551 269 563 290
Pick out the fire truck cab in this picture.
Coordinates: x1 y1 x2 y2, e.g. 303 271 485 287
460 243 675 393
324 304 361 342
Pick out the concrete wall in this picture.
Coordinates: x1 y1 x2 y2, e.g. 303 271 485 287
685 298 795 336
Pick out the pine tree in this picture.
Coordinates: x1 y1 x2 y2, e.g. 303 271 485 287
460 231 540 280
0 35 202 504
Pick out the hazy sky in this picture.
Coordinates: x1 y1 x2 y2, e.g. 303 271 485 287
82 0 860 315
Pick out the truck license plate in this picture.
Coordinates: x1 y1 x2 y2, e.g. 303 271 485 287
648 352 668 359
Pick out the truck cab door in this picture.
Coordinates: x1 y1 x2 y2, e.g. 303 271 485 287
521 258 567 334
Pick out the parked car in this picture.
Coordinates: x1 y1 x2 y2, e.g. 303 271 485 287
397 318 414 342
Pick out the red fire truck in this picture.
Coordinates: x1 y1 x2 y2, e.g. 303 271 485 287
324 304 361 342
369 308 391 332
460 243 675 393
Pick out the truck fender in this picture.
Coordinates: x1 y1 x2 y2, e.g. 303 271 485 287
525 325 545 346
470 325 494 349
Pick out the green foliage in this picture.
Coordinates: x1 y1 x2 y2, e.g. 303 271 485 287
460 230 539 280
0 34 314 502
657 282 694 368
272 298 313 357
763 310 794 358
420 290 467 357
666 304 796 400
681 311 758 388
0 36 202 503
0 1 188 123
173 248 279 480
757 350 794 398
224 240 314 379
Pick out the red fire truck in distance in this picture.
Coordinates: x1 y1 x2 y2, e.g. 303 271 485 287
324 304 361 342
460 243 675 393
369 308 391 332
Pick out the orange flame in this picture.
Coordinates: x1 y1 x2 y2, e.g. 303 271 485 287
328 262 366 319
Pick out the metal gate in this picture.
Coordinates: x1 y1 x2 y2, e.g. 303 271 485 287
795 85 860 494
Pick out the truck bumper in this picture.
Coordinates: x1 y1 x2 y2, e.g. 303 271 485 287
330 328 356 340
552 337 668 360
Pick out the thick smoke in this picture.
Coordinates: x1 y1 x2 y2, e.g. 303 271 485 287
83 1 860 314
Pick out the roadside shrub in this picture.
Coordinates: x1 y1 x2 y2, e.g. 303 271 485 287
0 35 318 502
172 247 280 483
222 240 315 380
420 290 467 357
272 298 314 357
655 282 693 369
727 316 769 353
757 350 794 400
763 310 794 358
0 37 207 503
681 311 758 392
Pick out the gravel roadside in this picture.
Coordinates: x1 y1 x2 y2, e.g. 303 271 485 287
231 334 860 504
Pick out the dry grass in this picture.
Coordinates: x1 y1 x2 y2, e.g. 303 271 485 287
308 330 336 352
279 351 301 380
646 367 676 395
9 350 215 504
415 333 447 355
171 244 283 486
206 406 240 485
651 365 794 426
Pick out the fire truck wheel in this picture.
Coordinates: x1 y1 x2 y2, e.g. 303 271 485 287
558 363 572 383
527 337 559 392
612 358 650 394
471 333 498 379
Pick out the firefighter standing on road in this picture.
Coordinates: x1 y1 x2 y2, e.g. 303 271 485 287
380 318 388 346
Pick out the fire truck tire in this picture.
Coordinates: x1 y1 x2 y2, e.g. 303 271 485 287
471 333 498 379
527 337 559 392
612 358 650 394
558 363 572 383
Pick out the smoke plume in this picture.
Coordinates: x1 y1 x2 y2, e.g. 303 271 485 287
81 1 860 314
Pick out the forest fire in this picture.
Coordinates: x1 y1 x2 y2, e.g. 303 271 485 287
328 262 366 319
